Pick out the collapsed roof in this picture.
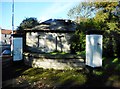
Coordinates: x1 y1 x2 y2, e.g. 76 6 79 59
31 19 76 31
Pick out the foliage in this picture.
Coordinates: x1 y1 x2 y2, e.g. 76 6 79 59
69 18 97 53
67 2 97 22
93 2 120 57
69 30 85 53
69 2 120 57
17 17 39 31
103 57 120 72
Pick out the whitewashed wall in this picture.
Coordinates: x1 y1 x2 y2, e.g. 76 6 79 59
1 34 11 45
26 32 72 53
24 53 85 70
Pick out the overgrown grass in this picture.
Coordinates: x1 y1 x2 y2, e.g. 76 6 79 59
20 68 86 88
14 57 120 88
103 57 120 72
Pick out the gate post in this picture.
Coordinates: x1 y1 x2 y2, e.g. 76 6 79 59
86 30 103 68
11 34 23 61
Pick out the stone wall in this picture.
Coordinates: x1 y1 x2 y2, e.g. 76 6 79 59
26 32 73 53
24 53 85 70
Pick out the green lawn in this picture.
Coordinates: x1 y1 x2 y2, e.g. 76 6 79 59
13 57 120 89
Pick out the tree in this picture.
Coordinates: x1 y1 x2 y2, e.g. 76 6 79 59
17 17 39 30
67 2 97 22
68 2 97 53
68 1 120 57
113 1 120 18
